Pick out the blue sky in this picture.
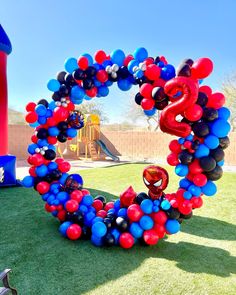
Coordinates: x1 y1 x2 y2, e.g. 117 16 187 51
1 0 236 123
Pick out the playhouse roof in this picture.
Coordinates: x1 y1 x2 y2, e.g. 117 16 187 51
0 24 12 55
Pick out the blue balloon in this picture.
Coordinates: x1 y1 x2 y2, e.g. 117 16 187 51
50 183 61 192
47 195 56 205
91 221 107 238
35 104 47 116
36 165 48 177
183 191 192 200
79 204 88 214
22 176 34 187
218 160 224 166
133 47 148 62
28 143 38 155
201 180 217 196
204 135 220 149
47 79 60 92
175 164 189 176
41 193 50 202
165 219 180 234
117 79 132 91
130 222 144 238
81 195 93 206
92 217 104 224
37 139 48 147
117 208 127 218
83 95 92 101
140 199 153 214
91 234 103 247
57 192 69 204
157 61 165 68
127 59 139 74
134 69 144 78
153 206 159 212
71 85 85 100
114 199 121 211
49 101 56 110
59 221 72 237
178 138 185 144
94 79 102 87
66 128 77 138
38 116 47 125
160 64 176 80
160 199 171 210
98 85 109 97
48 162 58 171
179 178 192 189
111 49 125 66
110 228 121 245
195 144 210 158
84 211 96 227
102 60 112 68
211 119 231 138
64 57 78 73
186 134 194 141
82 53 93 66
139 216 154 230
144 108 156 117
59 173 69 185
218 107 230 121
29 122 40 128
188 185 201 197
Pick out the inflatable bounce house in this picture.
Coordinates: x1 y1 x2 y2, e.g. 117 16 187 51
66 112 119 161
22 47 231 248
0 24 17 187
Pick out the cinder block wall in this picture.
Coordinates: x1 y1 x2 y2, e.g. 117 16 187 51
8 125 236 165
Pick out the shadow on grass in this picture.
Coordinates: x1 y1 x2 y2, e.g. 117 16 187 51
181 215 236 241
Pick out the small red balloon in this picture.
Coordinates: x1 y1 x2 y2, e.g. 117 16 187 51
58 161 71 173
25 111 38 123
65 200 79 213
94 50 107 64
127 204 144 222
145 64 161 81
96 70 108 83
30 154 45 166
66 224 82 240
191 58 213 79
193 174 207 186
119 233 135 249
153 224 166 238
92 199 104 212
81 189 90 196
141 98 155 110
151 211 167 225
207 92 225 109
37 181 50 194
104 202 114 211
96 210 107 218
191 196 203 208
169 140 182 153
70 190 83 203
26 102 36 112
178 200 192 215
189 159 203 174
199 85 212 97
143 229 159 245
78 56 89 70
48 136 57 145
140 83 153 99
167 153 179 166
124 55 134 67
57 210 66 221
184 104 203 121
53 107 69 122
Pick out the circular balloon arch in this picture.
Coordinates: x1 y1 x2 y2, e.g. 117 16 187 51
22 48 231 249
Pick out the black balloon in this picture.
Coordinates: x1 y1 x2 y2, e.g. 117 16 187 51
197 92 208 106
57 71 67 83
152 87 166 101
178 150 194 164
44 149 56 161
73 69 85 80
180 212 193 219
192 140 200 150
135 93 143 105
155 99 169 110
192 122 209 137
64 73 75 86
117 66 130 79
103 233 115 247
42 174 53 183
219 136 230 150
210 147 225 162
203 108 218 121
52 91 61 101
199 156 216 172
77 211 84 225
85 66 97 78
181 58 194 66
57 121 68 131
57 132 67 143
167 208 180 219
50 169 62 180
103 218 113 229
59 84 69 97
177 64 191 77
154 56 161 64
94 195 106 206
116 217 128 232
135 192 150 205
37 99 49 108
82 79 94 90
37 128 48 139
81 226 91 240
205 165 223 181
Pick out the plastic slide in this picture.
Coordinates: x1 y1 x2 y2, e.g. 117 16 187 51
94 140 120 162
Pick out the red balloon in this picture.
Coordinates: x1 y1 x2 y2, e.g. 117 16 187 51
67 101 75 111
37 181 50 194
199 85 212 97
191 58 213 79
167 153 179 166
94 50 107 64
153 78 166 87
127 204 144 222
77 56 89 70
47 117 57 127
55 158 64 164
30 154 45 166
70 190 83 203
120 186 137 207
183 141 192 149
104 202 114 211
31 134 38 144
191 196 203 209
81 189 91 196
57 210 66 221
48 136 57 145
169 140 182 153
140 83 153 99
53 107 69 122
96 70 108 83
65 200 79 213
96 210 107 218
45 203 54 213
92 199 104 212
26 102 36 112
207 92 225 109
58 161 71 173
153 224 166 238
193 174 207 186
66 224 82 240
86 87 97 98
25 111 38 123
143 229 159 245
145 64 161 81
124 55 134 67
143 57 154 66
178 200 192 215
189 159 203 174
151 211 167 225
170 198 179 208
141 98 155 110
29 166 37 177
119 233 135 249
184 104 203 121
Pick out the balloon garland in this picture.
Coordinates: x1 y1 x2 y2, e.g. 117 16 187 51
22 48 231 248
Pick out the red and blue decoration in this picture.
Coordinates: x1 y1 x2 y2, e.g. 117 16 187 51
22 48 231 249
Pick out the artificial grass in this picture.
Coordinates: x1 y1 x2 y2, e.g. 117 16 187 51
0 163 236 295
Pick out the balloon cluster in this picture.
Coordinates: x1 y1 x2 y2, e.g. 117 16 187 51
22 48 230 249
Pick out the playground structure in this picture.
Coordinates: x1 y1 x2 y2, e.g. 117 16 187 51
59 112 119 161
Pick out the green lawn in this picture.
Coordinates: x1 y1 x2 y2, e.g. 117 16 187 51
0 164 236 295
